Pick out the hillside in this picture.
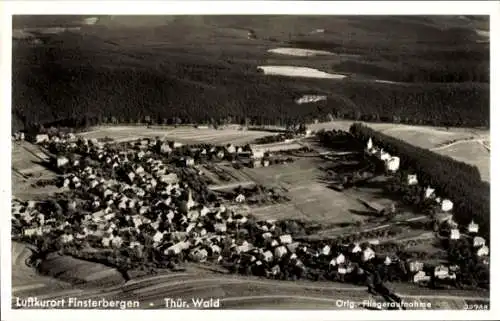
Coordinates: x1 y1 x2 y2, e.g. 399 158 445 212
12 15 490 132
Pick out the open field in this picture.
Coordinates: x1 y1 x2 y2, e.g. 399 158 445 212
268 48 337 57
257 65 347 79
78 126 271 145
241 158 391 224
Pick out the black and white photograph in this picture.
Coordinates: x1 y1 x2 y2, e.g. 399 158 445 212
2 1 498 320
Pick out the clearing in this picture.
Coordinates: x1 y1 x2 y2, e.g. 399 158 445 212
257 65 347 79
268 47 335 57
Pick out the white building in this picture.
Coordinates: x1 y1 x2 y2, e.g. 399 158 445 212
351 243 362 253
274 246 287 259
424 186 435 199
321 245 331 256
468 220 479 233
263 250 274 262
441 199 454 212
279 234 293 245
450 229 460 240
477 245 489 257
434 265 449 279
408 261 424 273
56 156 69 168
35 134 50 144
473 236 486 248
384 256 392 265
407 174 418 186
366 138 373 150
362 247 375 262
385 156 400 172
336 253 346 265
413 271 431 283
235 194 246 203
185 157 195 167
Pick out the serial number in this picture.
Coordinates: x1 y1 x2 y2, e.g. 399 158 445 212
463 303 489 310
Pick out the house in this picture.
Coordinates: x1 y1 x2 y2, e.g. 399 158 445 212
413 271 431 283
380 151 391 162
185 157 195 167
441 199 454 212
262 159 270 167
362 247 375 262
407 174 418 186
160 173 178 184
450 229 460 240
329 258 337 267
111 236 123 248
286 242 300 253
274 246 287 259
235 194 246 203
263 250 274 262
423 186 435 199
173 142 183 148
211 244 221 255
214 223 227 233
60 233 74 244
477 245 489 257
408 260 424 273
216 150 225 159
236 242 252 253
434 265 449 279
351 243 362 253
153 231 164 244
189 248 208 262
251 159 262 168
366 138 373 150
336 253 346 265
34 134 50 144
226 144 236 154
279 234 293 245
473 236 486 248
270 265 281 276
102 235 113 248
261 232 273 241
468 220 479 233
368 239 380 246
384 256 392 265
56 156 69 168
252 149 265 159
338 266 347 275
385 156 400 172
160 143 172 154
321 245 331 256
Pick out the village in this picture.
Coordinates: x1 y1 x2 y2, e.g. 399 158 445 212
11 124 490 300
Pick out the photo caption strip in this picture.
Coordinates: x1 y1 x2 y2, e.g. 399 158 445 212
13 296 223 309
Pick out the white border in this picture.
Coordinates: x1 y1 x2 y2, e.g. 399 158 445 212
1 1 498 321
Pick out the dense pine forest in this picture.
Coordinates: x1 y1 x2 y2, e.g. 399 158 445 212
12 15 489 133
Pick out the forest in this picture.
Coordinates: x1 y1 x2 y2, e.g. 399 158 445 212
12 28 489 133
349 123 490 239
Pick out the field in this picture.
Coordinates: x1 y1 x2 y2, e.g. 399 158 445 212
79 126 271 145
257 65 347 79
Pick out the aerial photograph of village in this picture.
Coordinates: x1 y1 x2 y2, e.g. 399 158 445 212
9 14 490 311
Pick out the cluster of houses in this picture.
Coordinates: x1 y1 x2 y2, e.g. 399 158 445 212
10 131 489 287
364 137 489 269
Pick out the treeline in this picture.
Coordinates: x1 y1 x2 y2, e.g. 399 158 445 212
349 123 490 238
